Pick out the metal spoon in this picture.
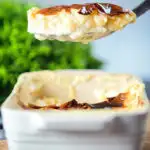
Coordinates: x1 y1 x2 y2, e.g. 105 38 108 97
133 0 150 17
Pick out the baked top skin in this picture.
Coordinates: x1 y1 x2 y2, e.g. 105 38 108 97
27 3 136 44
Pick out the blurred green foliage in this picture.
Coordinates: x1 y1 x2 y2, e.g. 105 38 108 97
0 0 103 104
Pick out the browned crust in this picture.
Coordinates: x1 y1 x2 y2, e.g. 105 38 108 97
59 100 91 110
18 93 143 110
18 99 92 110
36 3 131 16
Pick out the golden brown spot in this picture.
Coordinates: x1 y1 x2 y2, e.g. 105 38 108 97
37 3 131 16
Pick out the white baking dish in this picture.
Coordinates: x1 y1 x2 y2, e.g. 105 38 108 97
1 70 149 150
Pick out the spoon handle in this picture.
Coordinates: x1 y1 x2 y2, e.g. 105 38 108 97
133 0 150 17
